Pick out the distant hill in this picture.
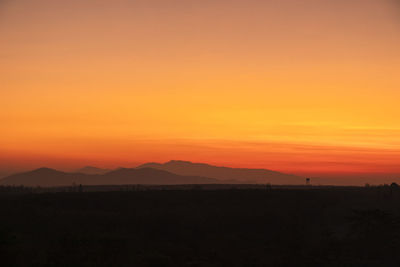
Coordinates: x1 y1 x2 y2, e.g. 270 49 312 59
0 167 220 187
0 168 82 187
105 168 219 185
76 166 111 175
138 160 303 184
0 171 13 179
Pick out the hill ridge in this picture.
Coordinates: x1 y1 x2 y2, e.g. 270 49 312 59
0 167 220 187
138 160 302 184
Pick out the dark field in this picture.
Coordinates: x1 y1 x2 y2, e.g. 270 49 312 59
1 186 400 266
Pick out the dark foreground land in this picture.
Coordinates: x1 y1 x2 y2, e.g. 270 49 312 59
1 186 400 266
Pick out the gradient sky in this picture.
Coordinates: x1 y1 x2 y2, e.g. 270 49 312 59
1 0 400 178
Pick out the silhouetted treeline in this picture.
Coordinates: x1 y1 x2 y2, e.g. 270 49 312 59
2 187 400 266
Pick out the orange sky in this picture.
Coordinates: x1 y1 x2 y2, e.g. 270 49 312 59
1 0 400 177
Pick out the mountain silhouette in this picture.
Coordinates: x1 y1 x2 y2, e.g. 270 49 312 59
137 160 303 184
105 168 219 184
0 171 13 179
0 161 304 186
0 168 80 187
0 167 220 187
76 166 111 175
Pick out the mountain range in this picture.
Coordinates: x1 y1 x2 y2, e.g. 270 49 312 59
0 160 303 187
76 166 111 175
0 167 220 187
137 160 301 184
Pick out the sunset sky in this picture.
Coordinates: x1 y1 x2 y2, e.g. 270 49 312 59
1 0 400 178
